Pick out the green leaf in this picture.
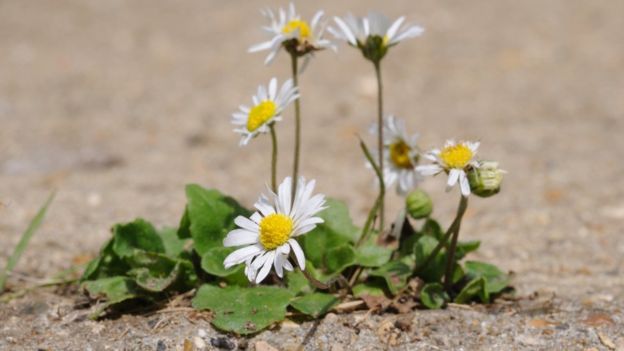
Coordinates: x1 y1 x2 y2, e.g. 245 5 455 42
421 219 444 241
192 284 294 335
318 198 361 243
124 251 193 292
300 198 360 268
84 276 139 301
464 261 509 294
200 247 243 278
81 239 130 281
420 282 449 309
355 244 393 268
352 282 386 298
290 293 339 318
455 240 481 260
325 245 356 273
158 227 187 258
1 192 54 292
413 236 446 282
112 219 164 257
83 276 144 318
286 270 311 295
185 185 250 256
177 206 191 239
454 277 489 304
369 260 412 295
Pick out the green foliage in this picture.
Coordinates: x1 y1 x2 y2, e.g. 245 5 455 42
464 261 510 295
80 182 510 332
420 283 449 309
192 284 294 335
182 185 250 256
300 198 360 268
290 293 339 318
369 260 412 295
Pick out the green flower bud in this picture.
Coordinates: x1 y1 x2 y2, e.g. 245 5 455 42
406 189 433 219
359 35 389 63
468 161 504 198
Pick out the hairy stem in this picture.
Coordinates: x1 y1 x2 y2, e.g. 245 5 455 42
269 124 278 193
373 61 385 234
290 53 301 199
357 138 383 247
443 195 469 293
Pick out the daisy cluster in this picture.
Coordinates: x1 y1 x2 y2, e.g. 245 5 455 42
225 2 505 284
80 2 510 332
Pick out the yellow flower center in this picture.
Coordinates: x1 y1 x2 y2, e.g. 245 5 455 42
440 144 473 169
259 213 293 250
389 140 413 169
247 100 277 132
282 19 311 39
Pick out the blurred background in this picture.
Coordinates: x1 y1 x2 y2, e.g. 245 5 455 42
0 0 622 299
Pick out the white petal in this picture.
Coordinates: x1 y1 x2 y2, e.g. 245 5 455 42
274 252 286 278
277 177 293 215
223 245 263 268
268 78 277 101
248 40 274 53
447 169 460 188
385 16 405 42
416 164 443 176
256 251 276 284
223 229 258 247
288 239 306 270
459 171 471 196
234 215 259 232
333 17 357 45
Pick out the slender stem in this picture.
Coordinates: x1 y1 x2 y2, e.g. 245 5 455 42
269 124 278 193
443 196 469 293
373 61 385 234
357 138 382 247
290 53 301 199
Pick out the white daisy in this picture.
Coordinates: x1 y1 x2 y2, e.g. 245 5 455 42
248 3 334 65
223 176 327 284
369 115 422 195
231 78 298 146
416 140 481 197
330 12 424 60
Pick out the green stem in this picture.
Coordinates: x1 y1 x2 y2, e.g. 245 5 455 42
269 124 278 193
373 61 385 235
357 138 383 247
290 53 301 199
443 196 469 293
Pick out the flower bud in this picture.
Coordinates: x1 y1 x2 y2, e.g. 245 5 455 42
468 161 504 198
406 189 433 219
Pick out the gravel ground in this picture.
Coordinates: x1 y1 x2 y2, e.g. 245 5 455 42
1 0 623 350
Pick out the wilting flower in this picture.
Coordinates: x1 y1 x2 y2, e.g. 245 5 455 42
369 115 422 195
231 78 298 146
330 12 424 62
416 140 480 197
223 177 326 284
249 2 334 65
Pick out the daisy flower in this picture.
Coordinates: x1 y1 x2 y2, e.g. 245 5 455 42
416 140 481 197
223 177 327 284
330 12 424 62
231 78 298 146
248 3 334 65
369 115 422 195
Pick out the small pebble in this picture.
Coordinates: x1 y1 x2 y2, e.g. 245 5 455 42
193 336 206 350
254 341 278 351
210 336 236 350
197 329 207 338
